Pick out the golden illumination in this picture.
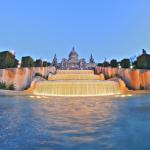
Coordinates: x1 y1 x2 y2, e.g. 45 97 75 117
31 70 121 96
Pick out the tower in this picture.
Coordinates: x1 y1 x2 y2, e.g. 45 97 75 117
52 54 58 67
89 53 95 63
68 47 79 69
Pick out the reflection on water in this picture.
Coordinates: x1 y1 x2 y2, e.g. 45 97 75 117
0 95 150 150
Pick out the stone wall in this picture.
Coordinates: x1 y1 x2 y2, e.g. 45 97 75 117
0 67 56 90
96 66 150 90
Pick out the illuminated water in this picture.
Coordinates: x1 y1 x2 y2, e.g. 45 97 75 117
0 95 150 150
48 74 100 80
33 80 120 96
33 70 120 96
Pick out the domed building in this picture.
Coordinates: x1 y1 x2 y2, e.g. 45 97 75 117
53 47 97 70
68 47 79 69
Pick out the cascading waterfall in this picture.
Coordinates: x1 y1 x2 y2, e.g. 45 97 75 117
48 74 100 80
32 70 121 96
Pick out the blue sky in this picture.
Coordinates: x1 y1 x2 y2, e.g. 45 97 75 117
0 0 150 62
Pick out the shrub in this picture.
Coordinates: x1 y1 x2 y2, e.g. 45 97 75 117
35 73 43 77
7 84 15 90
140 85 144 90
0 82 15 90
0 82 7 89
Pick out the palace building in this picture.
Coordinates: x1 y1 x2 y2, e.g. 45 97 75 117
52 47 97 70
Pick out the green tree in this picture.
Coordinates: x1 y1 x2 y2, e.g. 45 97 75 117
136 54 150 69
110 59 118 67
0 82 7 89
34 59 43 67
21 56 34 67
103 61 110 67
97 63 103 67
120 59 130 68
0 51 18 69
47 62 51 66
43 61 48 67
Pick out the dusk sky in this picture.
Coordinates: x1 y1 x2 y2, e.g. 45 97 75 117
0 0 150 62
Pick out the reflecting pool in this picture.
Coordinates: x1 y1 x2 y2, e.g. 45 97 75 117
0 95 150 150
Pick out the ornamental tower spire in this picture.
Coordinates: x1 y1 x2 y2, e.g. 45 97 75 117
89 53 95 63
52 53 58 67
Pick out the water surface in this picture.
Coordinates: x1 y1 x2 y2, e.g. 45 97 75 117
0 95 150 150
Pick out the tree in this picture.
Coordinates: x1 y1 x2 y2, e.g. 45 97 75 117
103 61 110 67
136 54 150 69
21 56 34 67
120 59 130 68
133 60 137 68
97 63 103 67
34 59 43 67
43 61 48 67
110 59 118 67
0 51 18 69
47 62 51 66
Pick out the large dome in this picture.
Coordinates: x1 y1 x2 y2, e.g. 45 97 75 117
69 47 78 57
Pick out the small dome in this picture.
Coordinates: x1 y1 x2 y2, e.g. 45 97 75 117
61 58 68 62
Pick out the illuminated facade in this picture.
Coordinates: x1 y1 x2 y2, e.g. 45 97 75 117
57 47 97 70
